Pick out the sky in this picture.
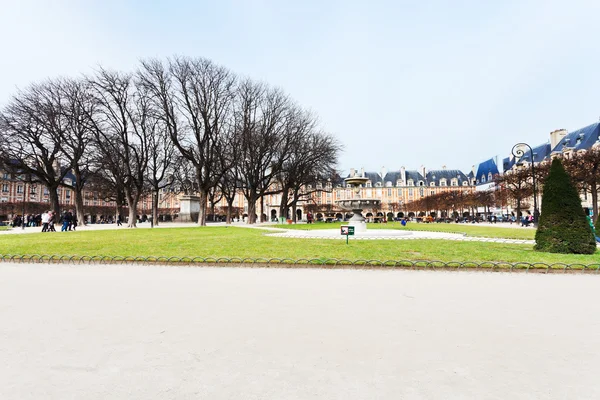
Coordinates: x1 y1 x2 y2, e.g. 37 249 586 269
2 0 600 175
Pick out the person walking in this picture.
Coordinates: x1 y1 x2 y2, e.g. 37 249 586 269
117 214 122 226
41 211 49 232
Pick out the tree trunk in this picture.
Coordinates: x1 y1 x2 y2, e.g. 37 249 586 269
225 198 234 224
74 187 85 227
125 189 139 228
197 189 208 226
49 185 60 226
260 196 265 222
247 192 258 224
591 183 598 224
152 190 159 227
279 189 289 223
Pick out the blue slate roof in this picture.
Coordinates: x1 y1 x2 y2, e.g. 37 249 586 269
503 143 551 170
551 123 600 153
475 158 499 185
426 170 469 185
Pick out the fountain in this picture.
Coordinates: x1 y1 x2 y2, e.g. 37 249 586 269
335 174 381 233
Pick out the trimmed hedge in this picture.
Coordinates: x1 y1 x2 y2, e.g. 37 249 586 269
535 158 596 254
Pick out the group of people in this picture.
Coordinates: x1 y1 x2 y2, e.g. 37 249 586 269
39 210 77 232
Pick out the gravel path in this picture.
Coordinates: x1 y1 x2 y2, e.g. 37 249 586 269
1 263 598 399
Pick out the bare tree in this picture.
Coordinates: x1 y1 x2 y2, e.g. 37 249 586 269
88 69 150 227
146 114 175 226
564 148 600 222
0 81 70 218
139 57 235 226
233 80 292 224
276 110 342 222
54 78 98 226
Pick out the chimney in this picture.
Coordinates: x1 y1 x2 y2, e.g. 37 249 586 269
360 167 365 177
400 166 406 184
380 166 387 179
350 168 355 177
550 129 568 149
471 165 476 176
420 165 426 178
442 165 447 170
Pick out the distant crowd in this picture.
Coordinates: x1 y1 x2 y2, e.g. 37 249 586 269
11 210 78 232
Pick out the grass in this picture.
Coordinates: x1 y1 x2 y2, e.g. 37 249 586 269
269 221 536 240
0 226 597 266
0 226 9 231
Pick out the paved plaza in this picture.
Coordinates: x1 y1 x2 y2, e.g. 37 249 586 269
1 263 598 399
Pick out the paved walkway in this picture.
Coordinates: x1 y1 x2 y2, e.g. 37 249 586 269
1 264 598 399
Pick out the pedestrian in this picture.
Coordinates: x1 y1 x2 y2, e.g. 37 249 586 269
41 211 49 232
117 214 122 226
48 211 56 232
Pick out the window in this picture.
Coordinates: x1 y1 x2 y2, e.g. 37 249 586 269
366 182 372 188
17 185 23 194
396 180 403 186
386 181 392 187
407 180 414 186
430 182 435 187
488 173 493 181
463 181 468 186
408 188 413 196
375 182 382 187
451 179 458 186
31 185 37 194
2 173 8 179
43 188 49 195
65 190 71 198
1 197 7 202
387 189 392 197
1 184 8 193
481 175 486 183
419 188 424 196
440 179 447 186
397 188 402 196
418 181 424 186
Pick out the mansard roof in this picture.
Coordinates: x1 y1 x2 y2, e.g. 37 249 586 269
426 169 469 185
475 158 499 181
502 143 552 171
383 171 402 183
405 170 424 182
552 123 600 153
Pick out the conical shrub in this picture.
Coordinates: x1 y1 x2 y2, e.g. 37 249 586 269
534 158 596 254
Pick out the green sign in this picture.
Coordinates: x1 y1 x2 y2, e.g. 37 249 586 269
341 226 355 244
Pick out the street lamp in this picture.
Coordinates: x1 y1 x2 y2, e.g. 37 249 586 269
511 143 539 225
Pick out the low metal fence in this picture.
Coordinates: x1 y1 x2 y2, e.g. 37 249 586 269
0 254 599 273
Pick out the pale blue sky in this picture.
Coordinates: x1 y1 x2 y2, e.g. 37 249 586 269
2 0 599 174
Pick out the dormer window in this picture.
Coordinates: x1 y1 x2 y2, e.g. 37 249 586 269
407 180 414 186
451 179 458 186
385 181 392 187
440 179 447 186
488 173 492 181
463 181 468 186
418 181 424 186
375 182 382 187
316 183 322 190
396 180 403 186
366 182 371 188
430 181 435 187
481 175 486 183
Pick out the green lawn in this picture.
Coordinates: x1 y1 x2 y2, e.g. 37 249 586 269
270 221 536 240
0 226 9 231
0 226 597 266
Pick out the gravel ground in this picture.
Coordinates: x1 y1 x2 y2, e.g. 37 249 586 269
1 263 598 400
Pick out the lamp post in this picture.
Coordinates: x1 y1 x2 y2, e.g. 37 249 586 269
511 143 539 225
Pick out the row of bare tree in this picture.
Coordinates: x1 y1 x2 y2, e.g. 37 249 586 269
401 149 600 221
0 56 342 226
